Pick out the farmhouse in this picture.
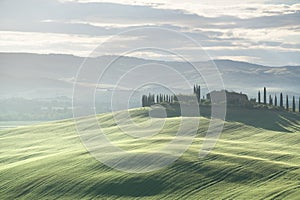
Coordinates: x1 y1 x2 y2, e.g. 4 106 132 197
175 94 198 103
207 90 249 106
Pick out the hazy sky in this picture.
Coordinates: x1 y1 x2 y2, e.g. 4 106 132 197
0 0 299 66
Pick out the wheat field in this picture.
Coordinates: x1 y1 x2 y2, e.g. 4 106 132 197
1 108 300 199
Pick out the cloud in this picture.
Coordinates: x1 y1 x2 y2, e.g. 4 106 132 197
203 26 300 44
0 31 138 56
214 56 262 63
59 0 300 18
0 0 299 66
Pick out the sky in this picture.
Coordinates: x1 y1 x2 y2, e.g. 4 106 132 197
0 0 299 66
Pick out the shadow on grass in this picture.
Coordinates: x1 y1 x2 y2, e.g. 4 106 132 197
213 107 300 133
148 104 300 132
91 177 165 197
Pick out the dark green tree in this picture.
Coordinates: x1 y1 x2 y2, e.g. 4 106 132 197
197 85 201 103
280 93 283 107
269 95 273 105
142 95 145 107
292 96 296 112
274 95 277 106
145 93 155 106
286 95 289 111
173 95 178 102
264 87 267 104
142 95 149 107
152 94 155 104
258 91 261 104
193 84 201 103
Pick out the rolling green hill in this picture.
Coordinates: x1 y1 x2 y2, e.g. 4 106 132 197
1 108 300 199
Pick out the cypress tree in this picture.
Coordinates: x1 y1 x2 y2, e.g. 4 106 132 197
292 96 296 112
258 91 261 104
264 87 267 104
144 95 148 107
148 93 150 105
299 97 300 113
198 85 201 103
193 84 201 103
142 95 149 107
146 95 148 106
142 95 145 107
174 95 178 102
286 95 289 111
269 95 273 105
153 94 155 104
274 95 277 106
147 93 154 106
151 94 153 105
146 95 149 106
280 93 283 107
148 95 150 106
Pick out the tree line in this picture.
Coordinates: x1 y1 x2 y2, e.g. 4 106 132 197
142 84 202 107
142 93 176 107
142 85 300 113
258 87 300 112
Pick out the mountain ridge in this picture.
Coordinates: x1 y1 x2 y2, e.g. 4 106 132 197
1 52 299 68
1 52 299 99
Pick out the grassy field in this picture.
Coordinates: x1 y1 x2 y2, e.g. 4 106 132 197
0 108 300 199
0 121 44 130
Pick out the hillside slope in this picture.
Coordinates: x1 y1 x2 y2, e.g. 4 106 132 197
0 108 300 199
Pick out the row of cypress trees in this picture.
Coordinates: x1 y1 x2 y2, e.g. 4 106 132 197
258 87 300 112
142 84 202 107
142 86 299 112
142 93 175 107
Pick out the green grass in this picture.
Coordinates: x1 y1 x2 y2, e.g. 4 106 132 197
0 108 300 199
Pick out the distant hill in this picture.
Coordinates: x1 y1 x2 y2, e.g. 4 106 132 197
1 52 299 101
